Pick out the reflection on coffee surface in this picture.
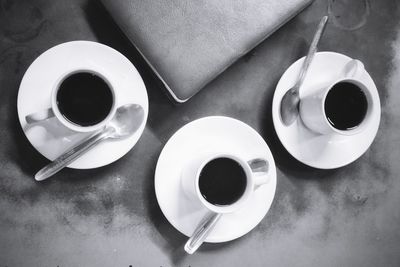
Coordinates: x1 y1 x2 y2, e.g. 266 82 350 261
56 72 113 127
199 157 247 206
324 81 368 130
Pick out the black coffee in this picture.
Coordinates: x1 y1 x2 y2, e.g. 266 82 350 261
56 72 113 127
198 157 247 206
324 81 368 130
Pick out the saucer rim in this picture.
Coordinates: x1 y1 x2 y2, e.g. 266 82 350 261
154 116 277 243
272 51 381 169
17 40 149 169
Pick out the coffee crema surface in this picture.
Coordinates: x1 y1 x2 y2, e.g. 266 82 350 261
324 81 368 130
56 72 113 127
198 157 247 206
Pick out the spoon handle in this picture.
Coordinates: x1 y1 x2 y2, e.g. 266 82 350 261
294 15 329 90
184 212 222 254
35 128 113 181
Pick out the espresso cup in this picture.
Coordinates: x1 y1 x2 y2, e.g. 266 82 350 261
300 59 374 135
25 69 116 133
181 152 270 214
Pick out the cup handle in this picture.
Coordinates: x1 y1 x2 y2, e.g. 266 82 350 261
342 59 365 79
25 108 55 124
248 158 270 189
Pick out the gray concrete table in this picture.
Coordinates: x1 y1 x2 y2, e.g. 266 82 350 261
0 0 399 266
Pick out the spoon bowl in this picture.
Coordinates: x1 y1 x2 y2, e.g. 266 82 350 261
280 16 328 125
108 103 144 139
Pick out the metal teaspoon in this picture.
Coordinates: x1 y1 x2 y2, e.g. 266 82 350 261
35 103 144 181
280 16 329 125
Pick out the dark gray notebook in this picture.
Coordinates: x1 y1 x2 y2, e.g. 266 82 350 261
101 0 314 102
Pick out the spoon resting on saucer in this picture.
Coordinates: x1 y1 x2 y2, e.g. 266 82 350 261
280 16 328 126
184 158 269 254
35 103 144 181
184 212 222 254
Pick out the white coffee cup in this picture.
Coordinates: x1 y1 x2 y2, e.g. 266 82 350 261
300 59 374 135
182 152 271 254
25 69 116 133
181 152 270 214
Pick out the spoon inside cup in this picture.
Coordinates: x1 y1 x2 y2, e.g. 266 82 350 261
35 103 144 181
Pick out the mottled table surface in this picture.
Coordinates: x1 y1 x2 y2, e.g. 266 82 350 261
1 0 399 266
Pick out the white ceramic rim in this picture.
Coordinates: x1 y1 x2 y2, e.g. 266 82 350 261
50 69 117 133
321 78 374 136
194 153 253 214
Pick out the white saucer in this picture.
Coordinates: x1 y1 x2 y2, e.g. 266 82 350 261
272 52 380 169
154 116 277 243
17 41 149 169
